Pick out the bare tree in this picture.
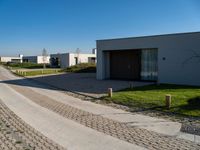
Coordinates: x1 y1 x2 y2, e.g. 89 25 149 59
75 48 81 64
42 48 48 69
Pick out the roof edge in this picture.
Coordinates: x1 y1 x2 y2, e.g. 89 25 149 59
96 31 200 42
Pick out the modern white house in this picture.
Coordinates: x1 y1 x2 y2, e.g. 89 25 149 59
50 49 96 68
96 32 200 86
0 54 23 63
23 56 50 64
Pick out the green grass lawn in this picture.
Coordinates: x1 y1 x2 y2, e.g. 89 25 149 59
15 69 62 76
6 63 96 76
105 84 200 117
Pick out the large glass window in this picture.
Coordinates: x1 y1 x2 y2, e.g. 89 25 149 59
141 49 158 81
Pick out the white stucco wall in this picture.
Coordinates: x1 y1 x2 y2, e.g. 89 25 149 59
69 53 96 66
37 56 50 64
50 53 96 68
96 32 200 86
0 56 22 63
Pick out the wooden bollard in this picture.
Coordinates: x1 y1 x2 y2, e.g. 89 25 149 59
108 88 113 98
165 94 171 109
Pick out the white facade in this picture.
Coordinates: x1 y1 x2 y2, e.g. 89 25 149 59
96 32 200 86
23 56 50 64
50 52 96 68
0 55 23 63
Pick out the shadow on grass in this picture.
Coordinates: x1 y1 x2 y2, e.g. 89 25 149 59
178 96 200 111
104 95 200 118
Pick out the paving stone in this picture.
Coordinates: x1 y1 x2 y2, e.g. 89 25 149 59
9 86 199 150
0 100 66 150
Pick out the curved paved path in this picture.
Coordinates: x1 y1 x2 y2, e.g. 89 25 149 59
0 66 200 150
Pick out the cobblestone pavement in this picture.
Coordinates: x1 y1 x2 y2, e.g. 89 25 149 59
0 100 66 150
6 83 200 150
1 68 200 150
7 66 200 136
29 76 200 136
104 102 200 136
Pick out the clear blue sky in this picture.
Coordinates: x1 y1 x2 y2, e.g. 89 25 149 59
0 0 200 56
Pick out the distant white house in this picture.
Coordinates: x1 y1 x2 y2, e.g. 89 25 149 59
23 56 50 64
50 49 96 68
0 54 23 63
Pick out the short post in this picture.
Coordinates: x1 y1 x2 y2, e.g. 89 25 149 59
108 88 113 98
165 94 171 109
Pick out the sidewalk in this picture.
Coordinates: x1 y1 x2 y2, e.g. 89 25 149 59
0 66 200 149
0 76 143 150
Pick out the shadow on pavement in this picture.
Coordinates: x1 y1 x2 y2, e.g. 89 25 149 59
0 73 153 98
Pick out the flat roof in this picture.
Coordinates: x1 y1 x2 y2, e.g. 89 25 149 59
97 31 200 42
50 52 95 55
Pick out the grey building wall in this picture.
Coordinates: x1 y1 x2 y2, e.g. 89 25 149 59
23 56 38 63
50 53 70 68
97 32 200 86
60 53 70 68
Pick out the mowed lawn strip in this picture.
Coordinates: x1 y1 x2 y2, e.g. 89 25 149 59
105 84 200 117
16 69 62 76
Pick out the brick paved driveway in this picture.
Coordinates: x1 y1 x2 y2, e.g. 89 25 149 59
29 73 153 98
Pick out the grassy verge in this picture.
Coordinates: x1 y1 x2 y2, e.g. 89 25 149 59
4 62 49 69
5 62 96 76
62 63 96 73
104 84 200 117
15 69 62 76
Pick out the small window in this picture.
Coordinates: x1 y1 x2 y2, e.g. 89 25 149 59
88 57 96 63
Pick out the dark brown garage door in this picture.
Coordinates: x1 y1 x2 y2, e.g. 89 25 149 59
110 50 141 80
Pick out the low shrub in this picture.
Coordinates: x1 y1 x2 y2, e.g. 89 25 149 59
5 62 49 69
62 63 96 73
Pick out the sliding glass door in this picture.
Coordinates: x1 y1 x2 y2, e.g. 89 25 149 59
141 49 158 81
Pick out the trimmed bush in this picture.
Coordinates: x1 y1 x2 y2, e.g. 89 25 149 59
62 63 96 73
